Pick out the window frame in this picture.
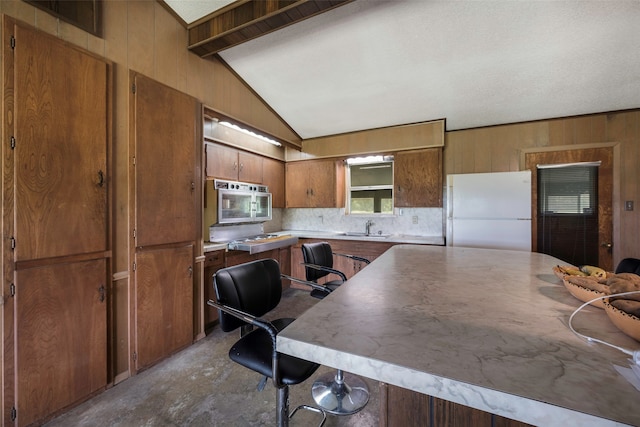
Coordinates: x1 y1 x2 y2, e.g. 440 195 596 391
345 156 394 215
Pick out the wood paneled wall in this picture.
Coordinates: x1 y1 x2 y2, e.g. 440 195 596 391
444 110 640 263
289 119 444 161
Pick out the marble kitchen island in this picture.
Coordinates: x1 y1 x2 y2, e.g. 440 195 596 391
277 245 640 426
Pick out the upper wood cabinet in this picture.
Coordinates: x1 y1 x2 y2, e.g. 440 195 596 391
205 142 263 183
263 156 285 208
205 142 285 207
394 148 443 207
285 159 345 208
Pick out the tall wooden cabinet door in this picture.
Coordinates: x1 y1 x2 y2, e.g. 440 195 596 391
14 22 109 261
134 245 194 370
205 143 238 180
263 157 285 208
132 74 199 247
15 259 107 426
394 148 443 208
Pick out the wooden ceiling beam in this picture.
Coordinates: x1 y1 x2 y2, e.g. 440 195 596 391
188 0 353 57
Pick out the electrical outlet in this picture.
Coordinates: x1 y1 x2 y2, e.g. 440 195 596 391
412 215 418 224
625 201 634 211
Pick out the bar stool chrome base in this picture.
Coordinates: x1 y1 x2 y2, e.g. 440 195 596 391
311 370 369 415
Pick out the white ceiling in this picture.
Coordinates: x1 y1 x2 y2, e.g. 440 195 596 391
167 1 640 140
165 0 236 25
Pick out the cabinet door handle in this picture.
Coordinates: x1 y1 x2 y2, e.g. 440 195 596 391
98 170 104 187
188 266 193 277
239 162 244 172
233 161 238 170
98 285 105 302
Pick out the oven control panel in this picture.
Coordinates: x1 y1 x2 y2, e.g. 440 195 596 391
214 179 268 193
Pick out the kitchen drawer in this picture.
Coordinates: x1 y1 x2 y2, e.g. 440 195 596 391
204 250 225 268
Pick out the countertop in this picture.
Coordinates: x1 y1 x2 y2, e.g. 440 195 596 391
273 230 445 245
203 230 445 253
276 245 640 426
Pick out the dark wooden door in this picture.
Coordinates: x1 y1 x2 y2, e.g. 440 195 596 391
134 245 194 370
16 260 107 426
14 21 109 260
525 147 613 271
133 74 198 248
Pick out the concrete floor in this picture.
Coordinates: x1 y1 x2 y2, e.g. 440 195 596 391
44 288 379 426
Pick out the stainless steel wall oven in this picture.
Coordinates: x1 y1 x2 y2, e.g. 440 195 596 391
214 179 272 224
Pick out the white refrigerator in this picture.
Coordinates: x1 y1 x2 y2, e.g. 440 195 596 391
446 171 532 251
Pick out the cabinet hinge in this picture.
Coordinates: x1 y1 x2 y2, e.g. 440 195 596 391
131 83 136 94
10 237 15 250
132 352 137 361
10 406 16 421
132 156 136 166
133 262 136 271
10 35 15 50
10 136 15 150
10 284 15 297
133 229 136 238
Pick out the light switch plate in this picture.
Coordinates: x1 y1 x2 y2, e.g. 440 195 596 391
625 200 634 211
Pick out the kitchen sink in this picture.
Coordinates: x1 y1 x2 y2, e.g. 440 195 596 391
342 232 391 238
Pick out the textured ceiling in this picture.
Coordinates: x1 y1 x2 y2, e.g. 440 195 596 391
167 1 640 140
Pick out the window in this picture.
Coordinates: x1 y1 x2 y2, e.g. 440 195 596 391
346 156 394 214
538 163 598 215
537 162 600 266
26 0 102 36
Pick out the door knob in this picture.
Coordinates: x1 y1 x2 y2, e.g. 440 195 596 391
601 242 612 248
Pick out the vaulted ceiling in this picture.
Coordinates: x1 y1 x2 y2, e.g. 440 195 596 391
164 0 640 140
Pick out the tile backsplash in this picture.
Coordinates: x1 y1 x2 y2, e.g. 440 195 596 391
272 207 444 237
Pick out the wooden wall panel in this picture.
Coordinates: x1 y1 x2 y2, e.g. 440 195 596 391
127 1 154 76
295 120 444 160
155 5 181 87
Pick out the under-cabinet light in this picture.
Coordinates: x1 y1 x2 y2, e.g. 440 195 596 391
346 155 393 165
218 120 282 147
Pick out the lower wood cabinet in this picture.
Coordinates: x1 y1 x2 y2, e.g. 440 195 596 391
380 383 532 427
15 259 108 426
202 247 292 334
134 245 194 371
289 238 395 287
203 250 225 330
225 248 291 275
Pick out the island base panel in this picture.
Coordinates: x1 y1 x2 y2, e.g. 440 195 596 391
380 383 533 427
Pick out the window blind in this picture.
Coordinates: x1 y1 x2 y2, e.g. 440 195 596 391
537 162 599 266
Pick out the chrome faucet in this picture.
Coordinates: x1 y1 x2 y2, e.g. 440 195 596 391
365 219 374 235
